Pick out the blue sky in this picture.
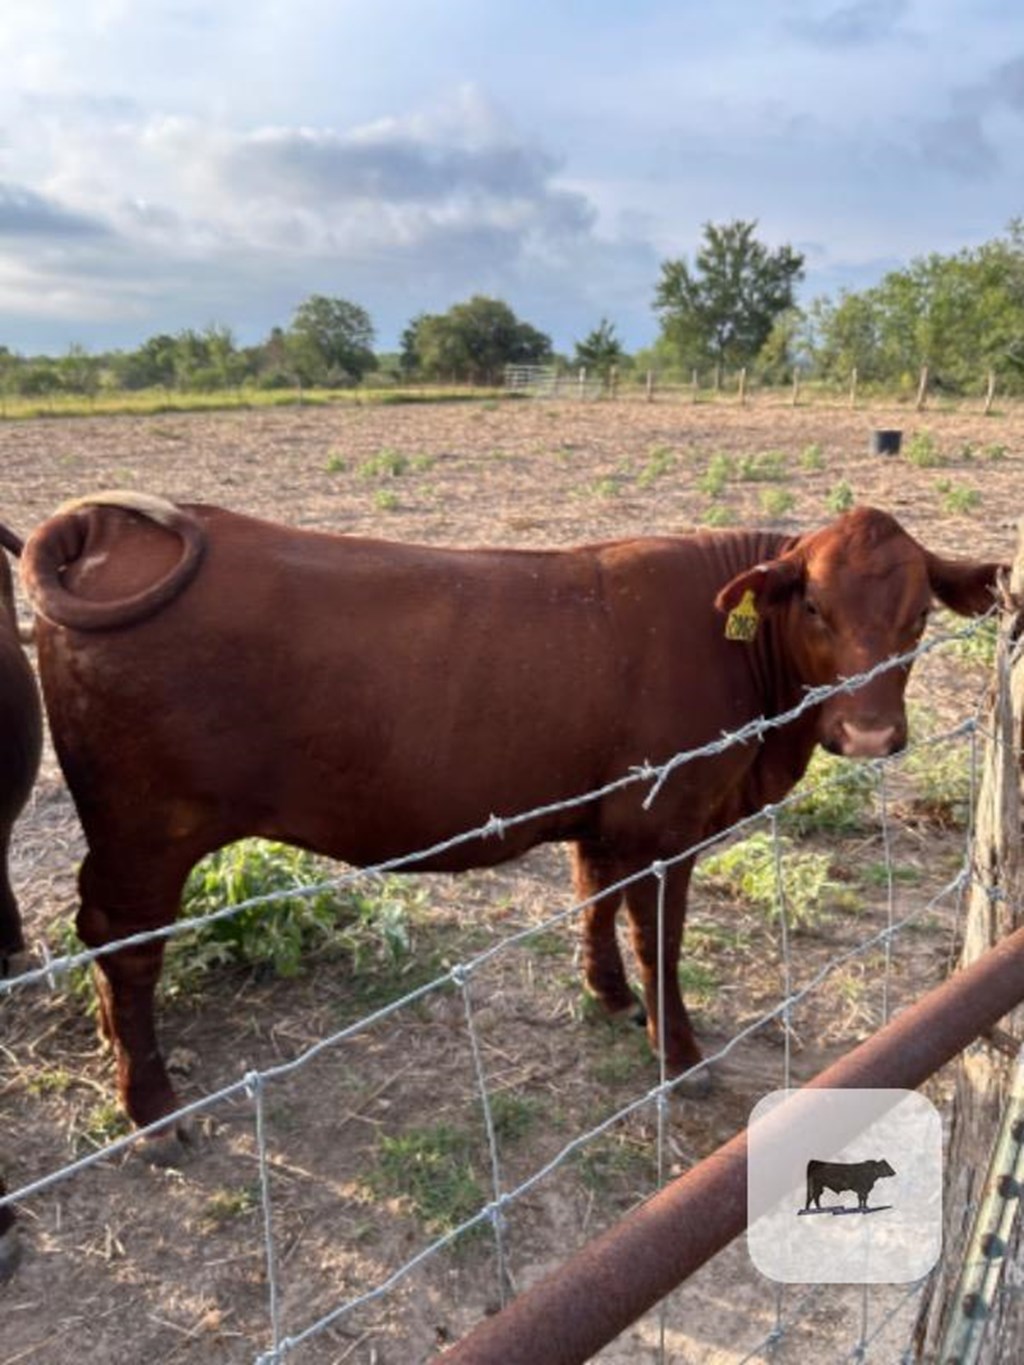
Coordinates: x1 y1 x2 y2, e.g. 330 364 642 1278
0 1 1021 357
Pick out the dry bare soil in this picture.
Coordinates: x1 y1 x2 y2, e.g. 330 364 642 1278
0 394 1019 1364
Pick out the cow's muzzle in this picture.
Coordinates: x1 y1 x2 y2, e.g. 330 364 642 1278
824 719 905 758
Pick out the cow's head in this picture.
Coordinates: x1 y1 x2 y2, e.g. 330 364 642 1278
716 506 1004 758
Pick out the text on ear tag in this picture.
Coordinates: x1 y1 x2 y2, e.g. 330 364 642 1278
725 588 760 642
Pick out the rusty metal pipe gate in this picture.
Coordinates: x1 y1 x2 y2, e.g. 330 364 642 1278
445 922 1024 1365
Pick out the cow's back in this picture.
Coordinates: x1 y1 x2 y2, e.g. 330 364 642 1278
35 508 780 869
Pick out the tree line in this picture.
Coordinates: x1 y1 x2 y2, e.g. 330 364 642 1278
3 219 1024 399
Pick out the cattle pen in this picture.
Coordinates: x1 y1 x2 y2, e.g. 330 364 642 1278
1 398 1024 1365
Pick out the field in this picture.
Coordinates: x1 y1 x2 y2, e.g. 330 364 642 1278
0 393 1018 1364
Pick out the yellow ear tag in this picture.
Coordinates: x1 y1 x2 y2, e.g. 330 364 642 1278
725 588 760 642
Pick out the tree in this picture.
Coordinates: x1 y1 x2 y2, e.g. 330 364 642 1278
573 318 624 377
285 295 377 386
654 220 805 373
402 296 552 384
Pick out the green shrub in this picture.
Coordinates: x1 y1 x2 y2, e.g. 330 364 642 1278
826 480 854 514
936 480 981 514
359 448 409 478
800 443 825 471
169 840 420 989
781 749 876 836
701 504 736 527
695 831 852 928
905 431 942 467
761 488 795 518
637 445 676 487
698 453 734 496
738 450 788 482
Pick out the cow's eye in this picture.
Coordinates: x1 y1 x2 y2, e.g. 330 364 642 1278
804 597 823 620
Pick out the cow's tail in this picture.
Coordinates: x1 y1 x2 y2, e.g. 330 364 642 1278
21 491 206 632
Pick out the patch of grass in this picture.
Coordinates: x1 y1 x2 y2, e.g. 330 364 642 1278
934 608 998 668
591 475 622 498
367 1124 484 1237
696 831 856 928
636 445 676 487
27 1066 75 1097
374 489 400 511
858 862 925 888
761 488 795 518
697 453 733 496
800 442 825 471
738 450 788 482
826 480 855 514
359 447 409 479
701 504 736 528
902 741 972 829
77 1099 132 1152
781 749 876 836
489 1092 540 1144
575 1132 658 1201
983 441 1007 461
905 431 943 467
203 1183 260 1228
936 480 981 514
325 450 346 474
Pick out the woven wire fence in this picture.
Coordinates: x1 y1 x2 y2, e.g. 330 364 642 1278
0 610 1005 1363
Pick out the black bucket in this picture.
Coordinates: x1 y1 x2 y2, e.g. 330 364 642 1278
870 429 902 456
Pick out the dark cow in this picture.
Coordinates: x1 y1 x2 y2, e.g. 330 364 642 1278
0 522 43 973
20 494 1003 1140
806 1157 896 1211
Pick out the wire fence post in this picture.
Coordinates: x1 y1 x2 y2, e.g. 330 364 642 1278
913 527 1024 1361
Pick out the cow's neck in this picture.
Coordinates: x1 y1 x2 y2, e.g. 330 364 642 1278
713 527 821 797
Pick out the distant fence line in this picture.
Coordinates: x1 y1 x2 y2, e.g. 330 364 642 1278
505 362 1010 414
2 606 1019 1364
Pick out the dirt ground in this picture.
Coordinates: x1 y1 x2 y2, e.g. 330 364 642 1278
0 391 1018 1364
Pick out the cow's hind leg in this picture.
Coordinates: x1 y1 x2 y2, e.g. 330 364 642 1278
76 844 198 1147
621 857 712 1096
573 842 643 1022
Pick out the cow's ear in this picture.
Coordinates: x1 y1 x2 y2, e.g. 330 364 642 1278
925 552 1006 617
715 552 805 617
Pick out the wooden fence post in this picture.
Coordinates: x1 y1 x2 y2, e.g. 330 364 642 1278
791 371 800 408
737 367 747 405
849 367 858 409
691 369 699 404
985 369 997 416
608 366 618 399
912 533 1024 1361
916 363 929 412
645 370 654 403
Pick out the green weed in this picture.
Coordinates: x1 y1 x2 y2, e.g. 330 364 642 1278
696 831 854 928
905 431 943 467
368 1124 484 1236
781 749 876 836
697 453 734 496
359 448 409 479
761 488 795 518
637 446 676 487
800 443 825 471
936 480 981 514
738 450 788 482
701 504 736 527
826 480 854 514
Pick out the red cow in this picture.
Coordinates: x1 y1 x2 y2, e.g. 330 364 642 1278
0 523 43 973
20 494 1003 1140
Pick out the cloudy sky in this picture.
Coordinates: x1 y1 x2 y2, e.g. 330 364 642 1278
1 1 1022 357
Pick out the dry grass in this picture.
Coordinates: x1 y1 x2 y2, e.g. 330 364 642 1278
0 392 1017 1364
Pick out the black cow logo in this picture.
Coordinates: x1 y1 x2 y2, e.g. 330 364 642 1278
800 1158 895 1216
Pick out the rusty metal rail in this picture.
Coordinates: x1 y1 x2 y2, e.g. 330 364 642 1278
444 922 1024 1365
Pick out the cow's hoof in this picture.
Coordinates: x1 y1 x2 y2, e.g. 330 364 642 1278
670 1064 715 1099
134 1122 194 1169
0 1224 21 1282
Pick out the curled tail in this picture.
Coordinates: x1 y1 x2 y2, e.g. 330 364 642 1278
21 491 206 631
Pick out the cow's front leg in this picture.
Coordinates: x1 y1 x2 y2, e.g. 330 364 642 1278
573 841 642 1021
0 831 25 969
622 857 712 1095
